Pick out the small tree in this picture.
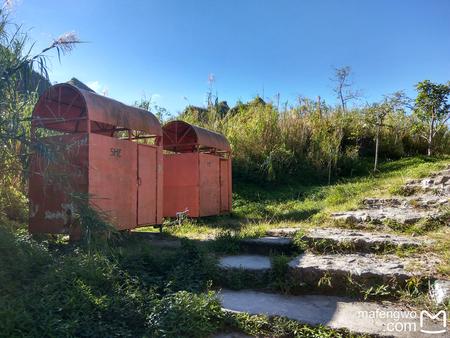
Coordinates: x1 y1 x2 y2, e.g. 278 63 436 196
331 66 360 112
370 91 409 172
413 80 450 156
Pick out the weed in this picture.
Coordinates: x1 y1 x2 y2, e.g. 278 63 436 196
318 272 333 288
270 254 293 293
208 230 241 254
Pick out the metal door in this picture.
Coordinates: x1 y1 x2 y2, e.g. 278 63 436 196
137 144 157 225
29 134 89 234
219 158 230 212
199 153 220 216
89 133 137 230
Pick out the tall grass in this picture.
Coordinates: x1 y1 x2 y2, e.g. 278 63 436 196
180 96 449 183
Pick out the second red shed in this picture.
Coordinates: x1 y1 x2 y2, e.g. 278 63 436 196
162 120 232 218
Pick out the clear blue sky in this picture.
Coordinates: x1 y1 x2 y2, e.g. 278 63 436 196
10 0 450 115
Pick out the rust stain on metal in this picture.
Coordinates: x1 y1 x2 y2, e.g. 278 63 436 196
29 84 163 238
163 120 231 153
162 121 232 218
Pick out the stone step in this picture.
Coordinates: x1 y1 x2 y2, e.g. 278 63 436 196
301 228 427 253
266 227 300 237
219 289 449 337
362 196 449 210
239 236 295 255
288 252 415 287
332 207 438 225
218 252 433 294
219 255 272 271
265 227 428 253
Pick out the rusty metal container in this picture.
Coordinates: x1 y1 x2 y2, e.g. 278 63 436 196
162 120 232 218
29 83 163 238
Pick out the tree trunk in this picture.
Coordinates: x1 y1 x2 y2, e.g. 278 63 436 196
339 92 345 112
428 112 435 156
374 123 380 172
327 158 332 185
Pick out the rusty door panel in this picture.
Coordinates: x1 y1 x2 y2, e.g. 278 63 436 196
88 133 137 230
156 147 164 223
219 159 230 212
29 134 89 234
163 153 199 217
164 186 199 217
228 158 232 212
137 145 157 225
199 153 220 216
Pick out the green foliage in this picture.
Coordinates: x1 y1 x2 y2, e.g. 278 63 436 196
224 311 368 337
148 290 223 337
0 5 80 226
413 80 450 155
208 230 242 254
270 254 294 292
180 87 449 184
0 224 222 338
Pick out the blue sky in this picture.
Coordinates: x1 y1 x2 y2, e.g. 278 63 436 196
10 0 450 115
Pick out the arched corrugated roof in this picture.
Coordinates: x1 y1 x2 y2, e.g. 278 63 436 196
31 83 162 136
162 120 230 153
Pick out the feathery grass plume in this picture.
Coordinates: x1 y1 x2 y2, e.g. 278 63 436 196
2 0 15 11
40 31 81 62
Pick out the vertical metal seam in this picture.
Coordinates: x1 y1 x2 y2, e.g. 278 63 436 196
136 144 139 227
154 146 158 224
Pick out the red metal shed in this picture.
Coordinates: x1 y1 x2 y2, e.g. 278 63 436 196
162 120 232 218
29 83 163 238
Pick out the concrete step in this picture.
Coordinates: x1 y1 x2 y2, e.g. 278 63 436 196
219 289 449 337
265 227 428 253
219 255 272 271
218 252 434 294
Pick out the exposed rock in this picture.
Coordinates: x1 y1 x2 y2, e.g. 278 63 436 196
218 252 433 290
288 253 416 287
220 289 449 337
403 167 450 196
429 279 450 305
302 228 428 252
332 166 450 226
332 207 435 225
266 227 301 237
363 197 404 208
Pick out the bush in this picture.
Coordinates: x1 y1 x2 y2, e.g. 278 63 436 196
147 291 223 337
0 224 222 337
180 95 449 184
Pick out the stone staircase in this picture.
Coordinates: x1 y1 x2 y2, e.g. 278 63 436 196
331 166 450 227
216 227 449 337
215 166 450 337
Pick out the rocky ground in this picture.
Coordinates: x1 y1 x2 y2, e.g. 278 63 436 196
332 165 450 226
215 165 450 337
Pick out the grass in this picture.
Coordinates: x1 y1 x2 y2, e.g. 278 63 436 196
160 156 449 244
1 156 449 337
